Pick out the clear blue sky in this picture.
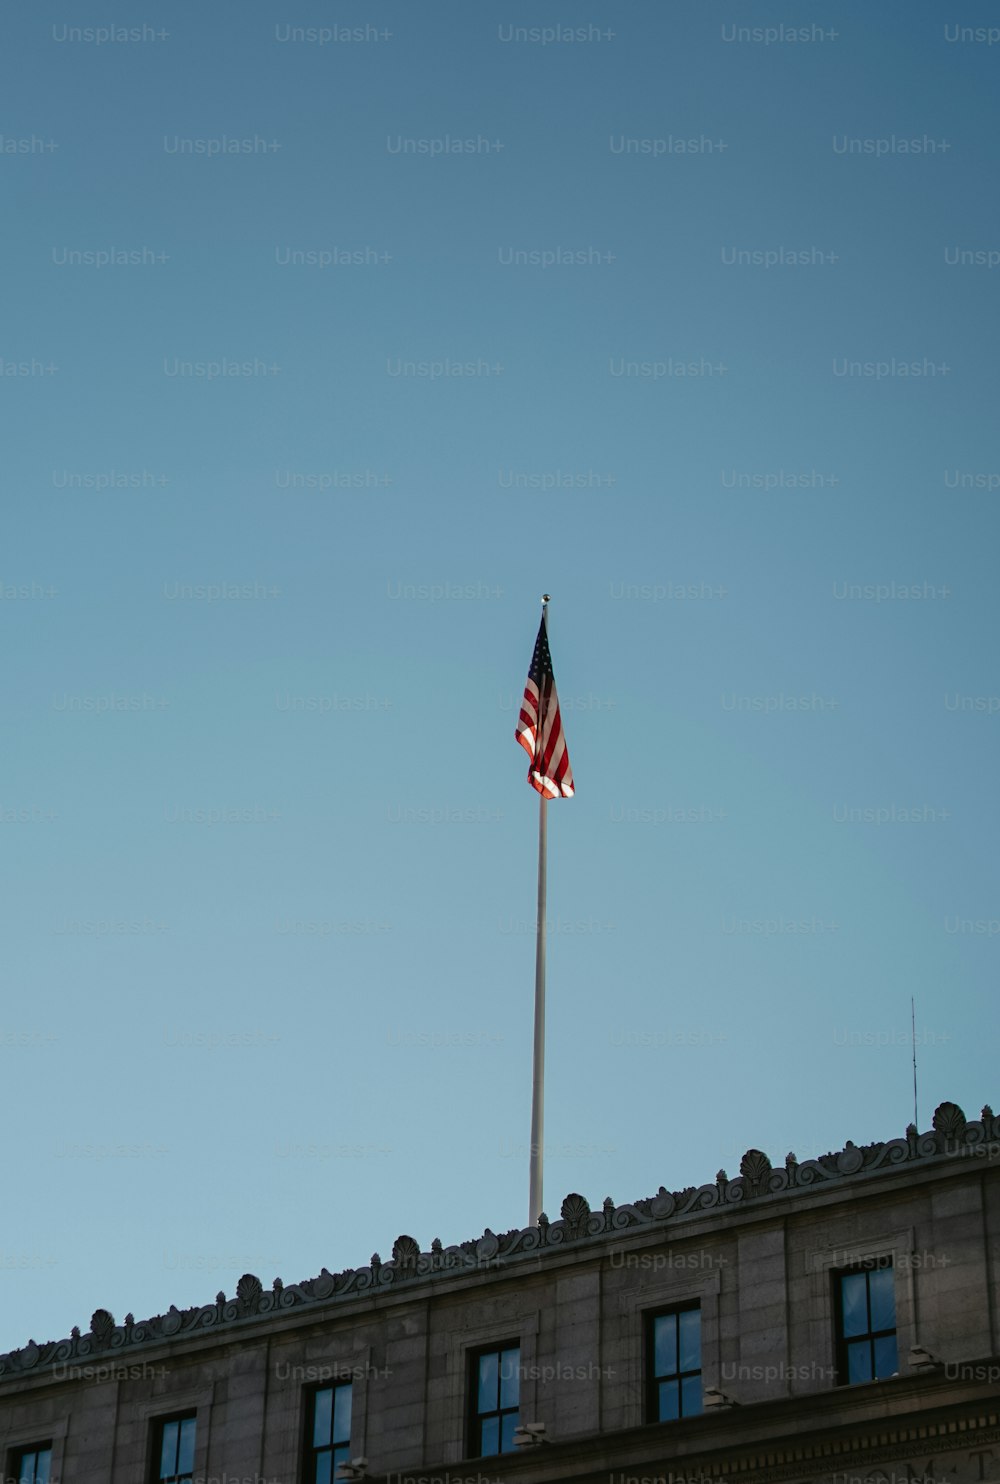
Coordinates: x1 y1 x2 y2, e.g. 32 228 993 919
3 0 998 1352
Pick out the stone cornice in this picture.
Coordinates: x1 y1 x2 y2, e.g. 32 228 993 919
1 1100 994 1382
460 1370 1000 1484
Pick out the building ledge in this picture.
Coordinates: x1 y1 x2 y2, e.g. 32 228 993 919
1 1099 994 1383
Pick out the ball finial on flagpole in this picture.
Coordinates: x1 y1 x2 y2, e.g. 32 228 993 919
541 593 550 604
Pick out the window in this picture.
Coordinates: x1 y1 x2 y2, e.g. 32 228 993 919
154 1415 196 1484
304 1382 352 1484
835 1261 898 1383
648 1306 702 1421
13 1447 51 1484
469 1345 520 1456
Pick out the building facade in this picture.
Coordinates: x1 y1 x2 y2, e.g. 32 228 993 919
2 1098 999 1484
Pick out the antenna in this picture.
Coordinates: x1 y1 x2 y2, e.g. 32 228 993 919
911 996 919 1130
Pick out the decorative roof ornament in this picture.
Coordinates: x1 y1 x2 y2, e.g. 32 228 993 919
560 1193 591 1238
89 1310 115 1348
739 1149 773 1198
235 1275 263 1317
933 1101 967 1142
837 1141 865 1175
392 1236 420 1277
0 1099 993 1379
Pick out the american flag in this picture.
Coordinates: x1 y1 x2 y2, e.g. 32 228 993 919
515 612 575 799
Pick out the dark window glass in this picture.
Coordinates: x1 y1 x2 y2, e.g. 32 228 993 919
835 1263 898 1384
654 1312 676 1376
840 1271 868 1336
847 1339 872 1384
312 1387 332 1448
680 1374 702 1416
658 1377 680 1421
470 1345 520 1457
332 1385 351 1444
500 1412 519 1452
678 1309 700 1372
477 1351 498 1414
15 1448 51 1484
305 1383 352 1484
155 1416 196 1483
498 1352 519 1411
648 1306 702 1421
874 1333 899 1375
868 1268 896 1332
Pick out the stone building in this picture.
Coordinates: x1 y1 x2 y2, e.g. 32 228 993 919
1 1098 999 1484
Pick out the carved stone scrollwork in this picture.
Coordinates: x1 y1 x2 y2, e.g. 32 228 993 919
192 1302 217 1332
476 1229 500 1267
650 1187 676 1220
877 1137 913 1168
836 1141 864 1175
312 1268 335 1301
501 1225 545 1257
0 1094 988 1377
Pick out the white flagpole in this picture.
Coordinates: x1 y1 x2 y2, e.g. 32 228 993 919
911 996 919 1129
529 793 548 1225
529 595 550 1226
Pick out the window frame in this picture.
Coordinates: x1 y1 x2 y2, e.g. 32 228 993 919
466 1342 521 1459
150 1410 198 1484
445 1312 538 1467
646 1302 703 1423
4 1416 68 1483
833 1259 899 1385
10 1442 53 1484
300 1378 353 1484
807 1227 915 1390
140 1391 212 1484
615 1263 721 1431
